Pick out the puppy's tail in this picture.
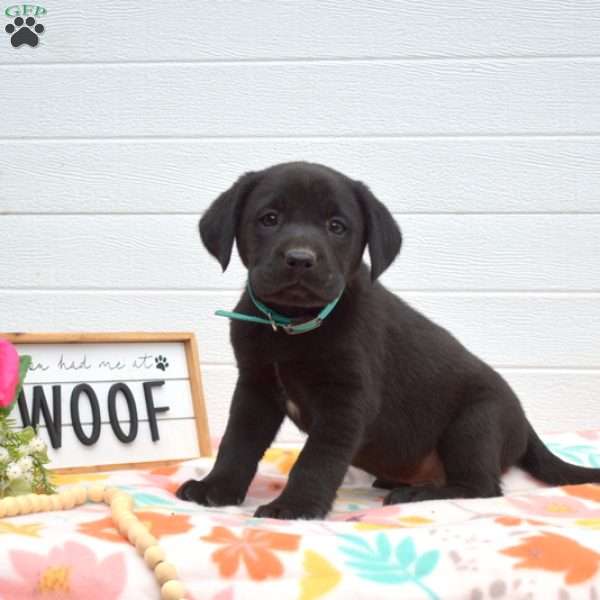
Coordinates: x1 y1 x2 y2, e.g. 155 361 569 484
520 423 600 485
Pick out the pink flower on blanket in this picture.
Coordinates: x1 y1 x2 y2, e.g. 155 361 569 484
578 430 600 441
330 504 404 523
508 493 600 518
212 587 235 600
186 587 235 600
246 474 286 500
0 540 127 598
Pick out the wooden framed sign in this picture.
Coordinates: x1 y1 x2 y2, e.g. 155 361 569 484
1 332 211 473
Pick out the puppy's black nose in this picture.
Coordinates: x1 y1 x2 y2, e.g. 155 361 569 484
285 248 316 269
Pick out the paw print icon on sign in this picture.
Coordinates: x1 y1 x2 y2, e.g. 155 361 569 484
5 16 44 48
155 355 169 372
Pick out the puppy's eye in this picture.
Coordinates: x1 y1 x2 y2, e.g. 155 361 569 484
328 219 347 235
259 211 279 227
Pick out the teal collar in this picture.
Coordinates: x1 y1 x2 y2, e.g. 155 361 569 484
215 283 343 335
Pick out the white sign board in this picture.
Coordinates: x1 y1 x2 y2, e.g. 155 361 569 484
2 333 211 472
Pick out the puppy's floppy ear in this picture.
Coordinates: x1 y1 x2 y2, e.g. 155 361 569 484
353 181 402 281
199 171 260 271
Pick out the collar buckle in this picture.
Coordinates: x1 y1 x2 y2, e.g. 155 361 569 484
212 282 343 335
282 317 322 335
267 313 278 332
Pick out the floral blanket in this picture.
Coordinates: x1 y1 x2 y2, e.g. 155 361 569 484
1 430 599 600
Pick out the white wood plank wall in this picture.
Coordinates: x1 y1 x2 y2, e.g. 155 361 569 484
1 1 599 440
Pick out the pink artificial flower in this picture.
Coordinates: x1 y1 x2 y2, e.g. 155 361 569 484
0 540 127 599
0 338 20 409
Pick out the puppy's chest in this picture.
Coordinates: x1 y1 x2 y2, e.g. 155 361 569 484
273 362 311 431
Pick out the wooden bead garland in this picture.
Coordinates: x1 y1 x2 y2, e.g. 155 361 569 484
116 512 138 535
0 485 186 599
155 561 179 585
144 545 166 568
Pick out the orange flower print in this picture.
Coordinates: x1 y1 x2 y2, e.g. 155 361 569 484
143 463 182 475
494 515 547 527
139 464 183 495
563 484 600 503
79 511 192 543
495 516 521 526
501 532 600 584
201 526 300 581
508 494 600 518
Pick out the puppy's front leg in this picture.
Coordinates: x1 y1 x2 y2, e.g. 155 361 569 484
176 371 285 506
255 397 364 520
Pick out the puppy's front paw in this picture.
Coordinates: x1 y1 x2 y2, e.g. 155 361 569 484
175 479 244 507
254 499 328 520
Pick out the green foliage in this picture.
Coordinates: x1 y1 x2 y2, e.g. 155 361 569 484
0 420 56 497
0 353 56 497
15 355 32 405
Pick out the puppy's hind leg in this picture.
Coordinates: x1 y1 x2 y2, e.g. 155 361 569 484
384 382 527 505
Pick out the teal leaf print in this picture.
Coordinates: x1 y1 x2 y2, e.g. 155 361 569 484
339 533 373 551
338 534 440 600
396 536 416 568
414 550 440 578
115 486 198 513
338 546 378 562
354 571 411 585
375 533 392 561
546 443 600 468
131 492 176 507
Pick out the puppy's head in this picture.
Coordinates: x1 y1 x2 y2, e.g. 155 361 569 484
200 162 401 309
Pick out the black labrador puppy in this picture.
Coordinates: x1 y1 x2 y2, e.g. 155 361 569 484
176 161 600 519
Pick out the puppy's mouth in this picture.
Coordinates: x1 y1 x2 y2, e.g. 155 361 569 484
250 271 342 314
259 282 330 311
